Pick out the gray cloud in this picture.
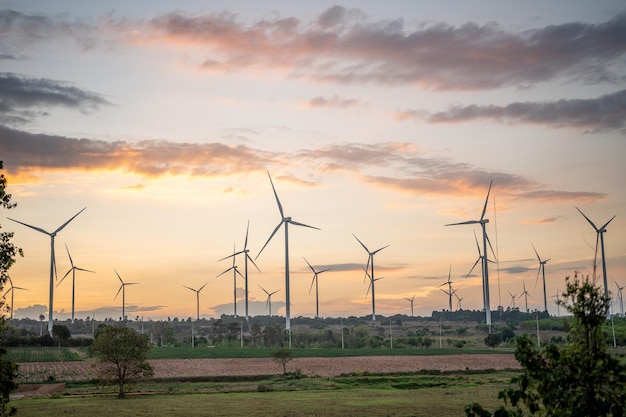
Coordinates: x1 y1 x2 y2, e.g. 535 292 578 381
0 73 111 126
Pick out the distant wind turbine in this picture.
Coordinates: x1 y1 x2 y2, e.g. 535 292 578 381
508 290 518 309
256 171 320 331
183 281 209 321
114 269 137 322
532 244 550 313
455 292 464 310
552 289 561 317
217 244 244 317
58 244 94 324
304 257 331 319
404 295 416 316
2 276 28 320
446 181 495 327
219 221 261 322
576 207 616 301
259 285 279 316
8 207 86 334
438 265 454 311
363 265 384 304
615 280 624 317
520 281 531 313
353 234 389 321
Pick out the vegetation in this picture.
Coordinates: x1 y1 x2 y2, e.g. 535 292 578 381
91 325 153 399
466 273 626 417
0 161 21 416
271 347 293 374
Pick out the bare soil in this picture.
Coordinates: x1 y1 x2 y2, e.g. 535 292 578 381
16 354 518 383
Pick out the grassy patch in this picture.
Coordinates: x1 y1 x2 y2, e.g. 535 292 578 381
6 347 82 362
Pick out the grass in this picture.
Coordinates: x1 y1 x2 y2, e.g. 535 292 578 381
5 347 82 362
14 370 516 416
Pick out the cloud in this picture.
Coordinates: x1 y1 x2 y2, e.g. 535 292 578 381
305 95 361 109
523 216 563 225
0 73 111 126
4 8 625 90
399 89 626 133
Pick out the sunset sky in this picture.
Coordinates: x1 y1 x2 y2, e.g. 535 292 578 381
1 1 625 323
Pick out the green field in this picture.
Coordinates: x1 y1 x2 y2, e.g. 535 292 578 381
5 347 83 362
13 371 517 417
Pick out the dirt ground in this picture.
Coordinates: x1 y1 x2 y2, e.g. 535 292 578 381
16 353 519 383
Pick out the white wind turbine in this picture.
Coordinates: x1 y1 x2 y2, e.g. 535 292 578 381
259 285 280 316
219 221 261 322
217 244 244 317
2 276 28 321
256 171 320 331
58 244 94 324
615 280 624 317
508 291 518 309
455 292 464 310
404 295 416 316
552 289 561 317
183 281 209 321
304 257 331 319
446 181 495 327
532 244 550 313
576 207 616 301
8 207 85 334
520 280 531 313
353 234 389 321
438 265 454 311
114 269 137 322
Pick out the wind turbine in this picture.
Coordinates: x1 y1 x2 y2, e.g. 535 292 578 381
303 257 331 319
219 221 261 322
183 281 209 321
114 269 137 322
576 207 616 301
8 207 86 334
552 289 561 317
404 295 416 317
217 244 244 317
508 290 518 309
256 171 320 331
363 264 384 307
455 292 464 310
58 244 94 324
446 181 495 326
353 234 389 321
520 281 531 313
615 280 624 317
2 276 28 320
259 285 279 316
438 265 454 311
532 244 550 313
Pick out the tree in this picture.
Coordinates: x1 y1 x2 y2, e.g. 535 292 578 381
466 273 626 417
272 347 293 374
91 325 153 399
0 161 21 416
484 332 502 349
52 325 70 345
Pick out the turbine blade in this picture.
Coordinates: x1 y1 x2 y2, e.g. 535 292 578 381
218 251 244 262
474 231 482 256
532 244 541 262
114 285 123 300
535 265 541 288
74 267 94 273
183 285 196 292
308 276 316 294
318 268 331 274
485 233 498 262
270 290 280 296
54 207 86 234
267 171 284 219
372 245 390 255
235 268 244 278
6 217 50 235
445 220 480 226
288 219 320 230
244 220 250 250
366 280 372 298
600 215 616 231
303 257 315 273
465 258 481 279
352 234 370 253
247 254 262 273
259 285 269 295
114 269 124 284
198 281 209 292
576 207 599 231
480 180 493 220
256 221 283 260
57 268 73 286
216 267 233 278
65 244 74 267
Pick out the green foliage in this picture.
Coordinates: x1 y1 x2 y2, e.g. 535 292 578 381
91 325 153 398
5 347 82 362
271 347 293 374
0 161 20 416
52 325 71 343
484 333 502 349
466 273 626 416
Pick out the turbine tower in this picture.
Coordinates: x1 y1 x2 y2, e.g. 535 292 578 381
259 285 279 316
532 244 550 313
576 207 616 301
183 281 209 321
114 269 137 322
217 244 244 317
8 207 85 334
353 234 389 321
256 171 319 331
615 280 624 317
304 257 330 319
58 244 94 324
219 221 261 322
438 265 454 311
3 276 28 320
446 181 495 326
520 281 531 313
404 295 416 316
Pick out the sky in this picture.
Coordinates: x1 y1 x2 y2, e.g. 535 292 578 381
0 0 625 323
